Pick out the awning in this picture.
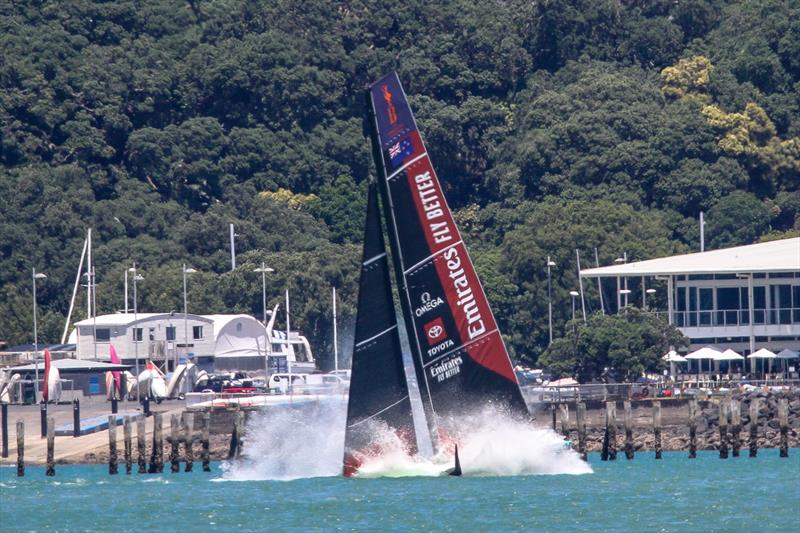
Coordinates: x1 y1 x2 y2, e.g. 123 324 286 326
663 350 688 363
7 359 131 374
685 346 723 360
718 349 745 361
776 349 799 360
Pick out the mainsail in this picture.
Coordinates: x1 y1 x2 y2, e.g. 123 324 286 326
343 182 417 475
366 72 528 443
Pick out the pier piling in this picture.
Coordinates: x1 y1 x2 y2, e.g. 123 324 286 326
108 416 118 475
183 412 194 473
730 399 741 457
688 398 697 459
748 399 759 458
72 399 80 438
123 416 132 475
1 403 8 458
551 404 556 432
111 397 118 414
149 412 163 473
201 412 211 472
607 402 617 460
40 401 47 438
719 400 729 459
170 414 180 473
623 400 634 460
16 419 24 477
778 398 789 458
653 401 662 460
559 404 570 440
136 416 146 473
576 402 587 461
46 416 55 476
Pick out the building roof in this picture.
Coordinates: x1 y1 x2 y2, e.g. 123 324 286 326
73 313 213 327
580 237 799 278
204 314 262 333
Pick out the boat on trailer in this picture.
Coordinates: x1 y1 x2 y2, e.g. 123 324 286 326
343 73 529 477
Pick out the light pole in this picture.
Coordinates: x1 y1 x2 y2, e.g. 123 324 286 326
32 268 47 402
253 263 274 359
182 264 197 377
129 264 143 401
547 257 556 344
619 289 632 314
569 290 579 321
645 288 656 310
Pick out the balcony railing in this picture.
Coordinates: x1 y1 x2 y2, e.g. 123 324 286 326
672 308 800 328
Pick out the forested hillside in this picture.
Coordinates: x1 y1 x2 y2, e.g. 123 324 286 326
1 0 798 367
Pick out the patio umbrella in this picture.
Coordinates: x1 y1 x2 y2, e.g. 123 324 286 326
775 348 799 359
663 350 687 379
747 348 777 374
718 349 744 374
775 349 798 375
685 346 722 374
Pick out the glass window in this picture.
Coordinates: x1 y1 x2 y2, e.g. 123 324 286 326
95 329 110 342
699 288 712 325
166 326 176 341
192 325 203 339
794 286 800 323
132 328 143 342
717 288 739 309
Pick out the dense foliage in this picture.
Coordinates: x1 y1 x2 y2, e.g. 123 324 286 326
1 0 798 376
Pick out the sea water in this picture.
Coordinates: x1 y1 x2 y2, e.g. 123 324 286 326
2 451 798 532
2 400 798 531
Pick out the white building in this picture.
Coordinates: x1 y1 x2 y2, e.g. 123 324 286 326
579 237 800 354
72 312 314 373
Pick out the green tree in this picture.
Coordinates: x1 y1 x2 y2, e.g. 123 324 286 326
539 309 688 382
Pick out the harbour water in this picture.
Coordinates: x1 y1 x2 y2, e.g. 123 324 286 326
2 450 797 532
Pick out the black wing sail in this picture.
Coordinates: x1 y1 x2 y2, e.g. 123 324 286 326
343 182 417 476
366 72 528 444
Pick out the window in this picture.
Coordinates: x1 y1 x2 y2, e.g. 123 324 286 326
236 322 242 332
794 286 800 323
95 328 110 342
192 325 203 339
132 328 143 342
166 326 176 341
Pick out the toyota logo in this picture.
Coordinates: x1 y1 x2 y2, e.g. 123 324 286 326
427 325 443 338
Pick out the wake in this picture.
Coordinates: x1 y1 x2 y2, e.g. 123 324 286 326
222 399 591 481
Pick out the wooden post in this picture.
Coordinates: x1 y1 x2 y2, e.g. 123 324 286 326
149 412 163 473
623 400 634 460
730 399 741 458
236 411 245 458
688 398 697 459
108 416 118 475
16 420 24 477
1 403 8 458
201 412 211 472
72 399 80 438
748 398 758 458
108 415 117 475
183 412 194 473
559 404 570 439
778 398 789 458
137 416 146 473
576 402 587 461
653 401 662 460
551 404 557 432
719 401 729 459
46 416 55 477
601 407 609 461
123 417 132 475
607 402 617 460
170 413 180 473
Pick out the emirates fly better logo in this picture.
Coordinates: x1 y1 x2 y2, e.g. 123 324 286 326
423 317 447 346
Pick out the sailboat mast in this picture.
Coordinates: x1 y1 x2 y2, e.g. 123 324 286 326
86 228 92 318
365 89 440 448
61 237 88 344
332 286 338 373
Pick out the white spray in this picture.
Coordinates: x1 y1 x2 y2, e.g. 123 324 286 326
222 400 591 481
